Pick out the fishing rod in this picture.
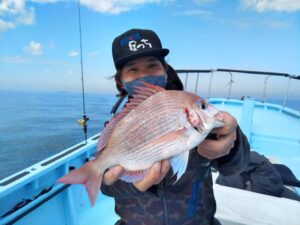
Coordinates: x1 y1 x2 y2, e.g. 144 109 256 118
76 0 89 144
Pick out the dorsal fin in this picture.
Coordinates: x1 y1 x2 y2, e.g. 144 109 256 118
97 82 165 152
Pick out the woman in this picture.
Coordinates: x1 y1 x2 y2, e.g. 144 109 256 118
101 28 250 225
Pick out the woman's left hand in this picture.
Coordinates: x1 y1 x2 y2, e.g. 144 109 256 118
197 111 237 160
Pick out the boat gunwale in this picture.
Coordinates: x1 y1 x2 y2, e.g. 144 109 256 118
0 133 99 195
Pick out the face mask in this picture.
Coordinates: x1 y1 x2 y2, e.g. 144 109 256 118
122 74 167 96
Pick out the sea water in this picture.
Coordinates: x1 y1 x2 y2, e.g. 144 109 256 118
0 90 118 180
0 90 299 180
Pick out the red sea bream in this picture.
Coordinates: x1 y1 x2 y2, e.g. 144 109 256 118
58 83 224 205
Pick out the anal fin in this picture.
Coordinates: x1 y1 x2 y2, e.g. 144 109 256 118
119 169 149 183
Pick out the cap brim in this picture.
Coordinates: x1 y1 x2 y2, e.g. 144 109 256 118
115 48 169 69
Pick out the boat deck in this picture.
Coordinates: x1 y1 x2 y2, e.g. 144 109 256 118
212 99 300 179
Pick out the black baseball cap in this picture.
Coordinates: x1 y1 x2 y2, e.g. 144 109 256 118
112 28 169 69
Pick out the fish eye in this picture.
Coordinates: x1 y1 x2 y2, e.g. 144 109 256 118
201 103 208 110
196 99 208 110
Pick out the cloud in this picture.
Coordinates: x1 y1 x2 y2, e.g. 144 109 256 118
174 0 214 17
180 9 212 16
48 42 55 48
0 0 163 32
0 19 15 32
231 19 291 29
0 0 25 15
15 6 35 25
89 51 98 57
68 51 78 57
0 0 36 32
0 55 30 63
263 20 292 29
0 0 59 32
80 0 161 14
232 20 252 28
241 0 300 12
31 0 60 3
23 41 43 55
193 0 216 4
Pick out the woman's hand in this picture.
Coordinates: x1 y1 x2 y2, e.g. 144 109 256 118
103 165 124 185
103 159 171 192
133 159 170 192
197 111 237 160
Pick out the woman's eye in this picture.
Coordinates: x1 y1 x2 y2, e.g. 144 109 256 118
149 64 159 68
128 68 137 73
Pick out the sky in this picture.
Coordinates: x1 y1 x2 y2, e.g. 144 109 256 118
0 0 300 99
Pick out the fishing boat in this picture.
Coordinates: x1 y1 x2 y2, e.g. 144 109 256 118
0 68 299 225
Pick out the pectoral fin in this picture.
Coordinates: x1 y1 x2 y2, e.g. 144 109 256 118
170 151 189 182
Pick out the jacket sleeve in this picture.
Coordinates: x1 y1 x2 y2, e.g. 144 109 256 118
212 126 250 176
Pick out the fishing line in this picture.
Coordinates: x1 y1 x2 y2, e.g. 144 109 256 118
76 0 89 143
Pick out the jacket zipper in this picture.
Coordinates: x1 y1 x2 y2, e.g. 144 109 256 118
160 179 169 225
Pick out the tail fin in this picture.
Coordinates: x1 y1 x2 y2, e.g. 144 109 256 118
57 160 103 206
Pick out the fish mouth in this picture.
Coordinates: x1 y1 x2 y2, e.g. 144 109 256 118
193 118 224 133
214 112 224 122
192 111 224 133
214 118 225 128
213 112 225 128
194 126 203 133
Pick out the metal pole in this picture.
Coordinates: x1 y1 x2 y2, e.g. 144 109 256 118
262 75 271 103
184 72 189 91
208 71 214 99
228 72 233 99
194 72 199 94
283 77 291 107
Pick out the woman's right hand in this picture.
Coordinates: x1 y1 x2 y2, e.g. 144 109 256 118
133 159 170 191
103 159 171 191
103 165 124 185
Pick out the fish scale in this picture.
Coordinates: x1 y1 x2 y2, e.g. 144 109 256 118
111 94 190 150
121 137 183 170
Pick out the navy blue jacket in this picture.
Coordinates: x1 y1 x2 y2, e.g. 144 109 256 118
101 126 250 225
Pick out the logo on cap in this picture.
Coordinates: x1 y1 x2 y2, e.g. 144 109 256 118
129 39 152 52
120 32 153 52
